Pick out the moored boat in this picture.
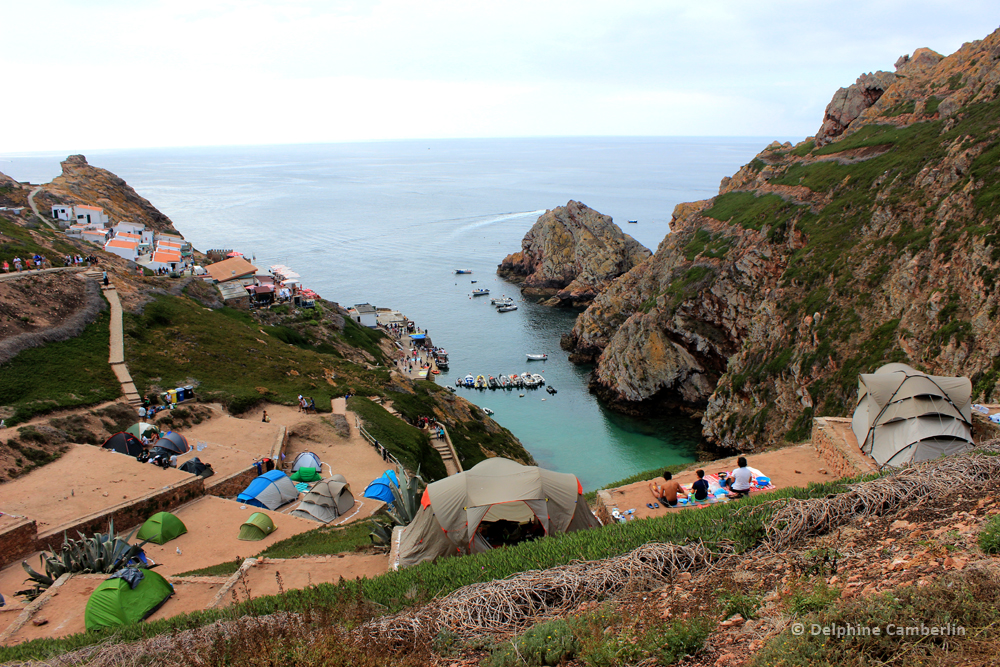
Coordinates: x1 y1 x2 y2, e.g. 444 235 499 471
498 374 510 388
474 375 488 388
531 373 545 386
509 374 522 387
487 375 498 389
471 288 490 296
455 269 473 274
526 353 547 361
462 374 475 387
546 386 557 394
497 305 518 312
490 296 513 305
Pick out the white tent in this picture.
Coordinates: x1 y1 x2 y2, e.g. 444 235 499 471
851 363 974 467
291 475 355 523
291 451 322 474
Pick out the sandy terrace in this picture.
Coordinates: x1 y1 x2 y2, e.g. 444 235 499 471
224 554 388 604
604 444 834 521
173 410 282 465
0 445 191 530
3 574 230 645
261 404 392 492
0 552 40 614
130 496 322 577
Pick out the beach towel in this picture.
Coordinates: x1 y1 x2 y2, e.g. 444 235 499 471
294 482 310 492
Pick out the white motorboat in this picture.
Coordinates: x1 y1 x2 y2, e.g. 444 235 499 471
490 296 514 305
530 374 545 386
471 288 490 296
520 372 538 387
526 354 547 361
497 305 518 312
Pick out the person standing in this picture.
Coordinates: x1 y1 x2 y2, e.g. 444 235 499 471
102 270 109 287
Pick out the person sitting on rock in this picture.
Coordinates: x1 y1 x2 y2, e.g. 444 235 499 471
649 470 687 508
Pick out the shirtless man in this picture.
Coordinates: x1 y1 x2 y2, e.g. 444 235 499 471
648 470 688 508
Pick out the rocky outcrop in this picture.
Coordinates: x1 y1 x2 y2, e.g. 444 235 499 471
815 71 896 145
565 26 1000 452
497 201 650 306
36 155 180 234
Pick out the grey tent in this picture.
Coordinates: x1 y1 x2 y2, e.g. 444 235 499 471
156 431 190 455
851 363 974 467
237 470 299 510
398 457 600 568
290 474 355 523
290 451 323 474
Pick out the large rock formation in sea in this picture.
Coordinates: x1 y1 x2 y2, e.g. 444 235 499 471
497 201 651 306
35 155 180 234
563 27 1000 451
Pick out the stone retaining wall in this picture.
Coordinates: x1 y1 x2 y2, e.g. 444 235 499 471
0 518 39 568
812 417 877 479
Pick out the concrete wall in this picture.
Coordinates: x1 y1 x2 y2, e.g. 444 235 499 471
0 518 40 568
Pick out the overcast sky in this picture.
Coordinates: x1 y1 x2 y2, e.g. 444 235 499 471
2 1 997 152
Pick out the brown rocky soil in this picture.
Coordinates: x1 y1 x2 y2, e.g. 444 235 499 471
0 273 90 342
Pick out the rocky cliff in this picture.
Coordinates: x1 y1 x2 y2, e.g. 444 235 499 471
564 27 1000 451
36 155 180 234
497 201 651 306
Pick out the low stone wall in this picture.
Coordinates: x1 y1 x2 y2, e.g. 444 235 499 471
812 417 878 479
0 518 39 567
207 465 259 498
592 490 614 526
34 476 206 556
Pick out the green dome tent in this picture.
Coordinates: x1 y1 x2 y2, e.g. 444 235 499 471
238 512 276 541
136 512 187 545
84 570 174 631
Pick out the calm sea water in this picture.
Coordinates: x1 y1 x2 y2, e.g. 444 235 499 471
3 137 767 490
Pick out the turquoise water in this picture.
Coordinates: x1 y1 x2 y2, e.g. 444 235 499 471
3 138 766 489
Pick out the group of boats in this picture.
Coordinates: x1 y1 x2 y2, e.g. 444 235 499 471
457 372 555 392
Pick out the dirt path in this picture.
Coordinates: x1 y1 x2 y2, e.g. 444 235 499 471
26 186 57 230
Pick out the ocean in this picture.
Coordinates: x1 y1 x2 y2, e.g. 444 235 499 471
3 137 769 490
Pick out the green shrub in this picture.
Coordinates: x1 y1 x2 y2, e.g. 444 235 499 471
978 514 1000 554
722 591 762 620
486 618 578 667
789 579 840 615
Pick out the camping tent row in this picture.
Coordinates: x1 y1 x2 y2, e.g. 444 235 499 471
398 458 600 568
852 363 975 467
291 474 355 523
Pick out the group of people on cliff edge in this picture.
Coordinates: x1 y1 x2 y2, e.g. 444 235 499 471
648 456 753 508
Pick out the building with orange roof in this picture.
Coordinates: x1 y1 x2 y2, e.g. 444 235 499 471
205 256 258 283
104 238 139 261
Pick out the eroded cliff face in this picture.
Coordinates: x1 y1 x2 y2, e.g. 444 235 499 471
497 200 651 306
37 155 179 234
565 28 1000 451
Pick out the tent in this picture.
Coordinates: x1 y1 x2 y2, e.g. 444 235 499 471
238 512 276 541
237 470 299 510
156 431 190 455
179 457 214 478
291 452 323 474
291 475 355 523
126 422 159 439
851 363 974 467
84 569 174 631
363 470 400 504
398 458 600 568
136 512 187 545
102 432 144 457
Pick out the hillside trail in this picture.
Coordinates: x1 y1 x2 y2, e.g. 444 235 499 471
87 270 143 409
26 186 58 230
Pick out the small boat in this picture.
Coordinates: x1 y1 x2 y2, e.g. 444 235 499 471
474 375 488 389
526 354 547 361
436 358 449 370
432 369 441 375
471 280 478 283
521 372 538 388
463 374 475 387
483 407 494 416
487 375 498 389
491 296 513 305
546 386 557 394
498 374 510 388
455 269 473 274
531 374 545 386
471 288 490 296
627 220 638 224
509 374 522 387
497 305 518 312
446 385 456 393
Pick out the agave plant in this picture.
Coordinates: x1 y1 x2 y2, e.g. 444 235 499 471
369 466 425 546
17 519 153 601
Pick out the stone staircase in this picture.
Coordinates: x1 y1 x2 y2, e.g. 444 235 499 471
90 271 144 409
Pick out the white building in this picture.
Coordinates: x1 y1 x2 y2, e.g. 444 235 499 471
52 205 73 221
81 228 111 245
144 249 184 273
104 239 139 261
350 303 378 328
114 222 144 235
74 205 109 226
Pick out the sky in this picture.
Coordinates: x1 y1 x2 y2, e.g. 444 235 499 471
2 0 998 152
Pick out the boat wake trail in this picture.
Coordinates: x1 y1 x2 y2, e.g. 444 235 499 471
447 210 545 240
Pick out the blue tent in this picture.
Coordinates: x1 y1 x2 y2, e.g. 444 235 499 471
237 470 299 510
409 334 426 340
363 470 400 505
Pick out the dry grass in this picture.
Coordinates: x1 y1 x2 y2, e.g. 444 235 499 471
0 278 104 364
